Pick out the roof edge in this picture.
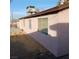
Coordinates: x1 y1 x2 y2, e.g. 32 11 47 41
19 2 69 20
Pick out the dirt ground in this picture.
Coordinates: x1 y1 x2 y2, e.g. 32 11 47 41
10 27 69 59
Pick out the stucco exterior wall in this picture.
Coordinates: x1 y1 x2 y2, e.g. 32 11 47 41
48 14 58 37
17 8 69 57
57 9 69 56
26 14 60 57
17 19 24 29
30 9 68 57
16 22 19 28
17 21 21 29
23 18 38 33
47 9 69 57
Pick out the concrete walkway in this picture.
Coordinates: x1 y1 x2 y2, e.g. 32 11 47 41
10 27 69 59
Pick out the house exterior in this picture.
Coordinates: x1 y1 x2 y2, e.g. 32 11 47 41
10 20 18 28
17 0 69 57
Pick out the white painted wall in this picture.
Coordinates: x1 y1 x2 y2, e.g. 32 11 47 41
17 20 21 29
48 9 69 57
17 20 23 29
23 18 38 33
17 19 26 30
17 8 69 57
57 9 69 56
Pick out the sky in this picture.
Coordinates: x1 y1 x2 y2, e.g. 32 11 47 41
11 0 59 20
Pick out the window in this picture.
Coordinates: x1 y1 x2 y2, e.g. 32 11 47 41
29 19 31 29
38 18 48 35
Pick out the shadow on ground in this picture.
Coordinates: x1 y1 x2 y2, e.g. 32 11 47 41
10 34 56 59
10 23 69 59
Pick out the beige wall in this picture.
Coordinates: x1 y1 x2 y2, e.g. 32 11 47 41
17 21 21 29
48 9 69 56
23 18 38 33
48 14 58 37
17 8 69 57
17 20 23 29
57 9 69 56
17 19 25 30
